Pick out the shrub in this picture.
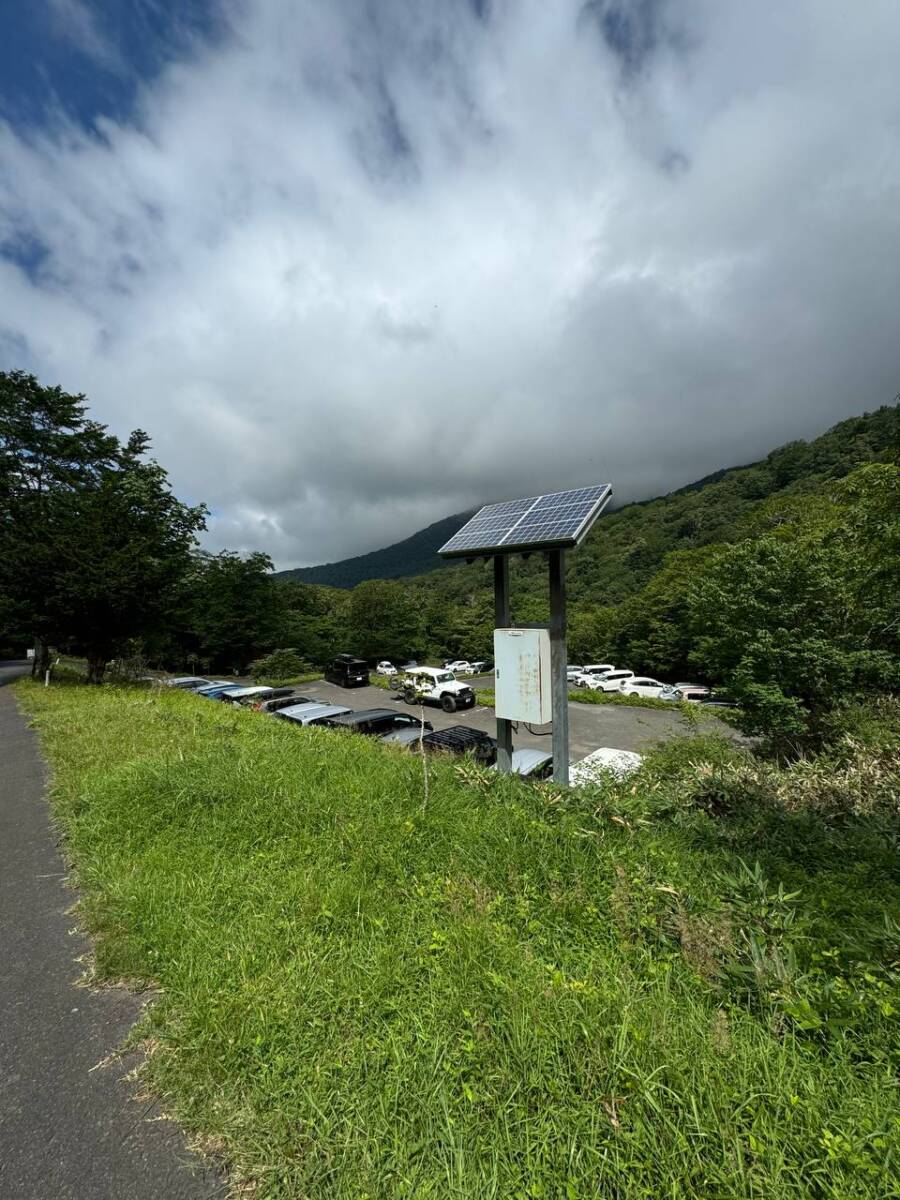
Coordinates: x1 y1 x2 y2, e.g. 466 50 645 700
249 648 310 681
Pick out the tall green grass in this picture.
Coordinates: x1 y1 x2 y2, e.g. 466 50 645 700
17 681 900 1198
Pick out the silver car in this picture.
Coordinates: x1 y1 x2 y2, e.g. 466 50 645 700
275 702 352 727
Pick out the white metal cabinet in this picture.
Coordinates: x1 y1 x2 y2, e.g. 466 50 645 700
493 628 552 723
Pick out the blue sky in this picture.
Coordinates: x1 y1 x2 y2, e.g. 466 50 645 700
1 1 899 568
0 1 220 130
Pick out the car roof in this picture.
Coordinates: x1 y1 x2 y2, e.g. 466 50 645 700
280 703 351 723
277 701 331 716
422 725 495 752
224 686 272 698
380 726 426 744
326 708 399 725
569 747 643 784
490 748 553 775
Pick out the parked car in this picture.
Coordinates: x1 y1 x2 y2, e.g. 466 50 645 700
657 685 684 702
320 708 434 738
490 748 554 779
381 724 432 747
578 669 634 692
444 660 474 675
376 660 398 676
675 688 710 704
621 677 669 699
255 692 314 713
398 667 476 713
275 702 352 727
566 665 584 681
569 747 643 786
468 661 488 675
583 663 615 677
700 691 741 710
571 667 615 688
219 685 275 704
165 676 211 689
196 684 247 699
324 654 370 688
237 686 295 707
674 682 710 697
187 679 234 693
419 725 497 764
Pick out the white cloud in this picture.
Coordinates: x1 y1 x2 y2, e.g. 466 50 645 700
45 0 125 71
2 0 899 567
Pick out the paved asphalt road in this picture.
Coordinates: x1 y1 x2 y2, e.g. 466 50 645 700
290 673 720 761
0 662 222 1199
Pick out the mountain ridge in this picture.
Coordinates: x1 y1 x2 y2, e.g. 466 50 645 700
276 404 899 590
275 510 474 588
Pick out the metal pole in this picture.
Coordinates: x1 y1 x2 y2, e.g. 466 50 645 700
549 548 569 785
493 554 513 774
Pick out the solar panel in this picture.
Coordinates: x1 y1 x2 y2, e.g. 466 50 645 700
439 483 612 558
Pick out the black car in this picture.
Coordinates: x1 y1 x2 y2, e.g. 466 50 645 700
324 654 370 688
420 725 497 765
255 691 314 713
319 708 433 737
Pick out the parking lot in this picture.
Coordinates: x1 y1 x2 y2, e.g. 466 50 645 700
290 674 724 763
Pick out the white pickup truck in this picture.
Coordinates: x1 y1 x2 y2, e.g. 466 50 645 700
397 666 476 712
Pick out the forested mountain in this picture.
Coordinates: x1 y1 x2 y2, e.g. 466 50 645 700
275 510 472 587
274 401 899 747
280 405 899 596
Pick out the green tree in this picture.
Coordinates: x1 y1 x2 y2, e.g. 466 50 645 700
189 551 283 673
347 579 420 661
0 370 121 674
0 372 205 681
613 546 721 678
45 433 206 682
278 580 349 665
688 464 900 750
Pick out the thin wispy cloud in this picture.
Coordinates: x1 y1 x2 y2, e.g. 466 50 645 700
1 0 898 567
46 0 125 72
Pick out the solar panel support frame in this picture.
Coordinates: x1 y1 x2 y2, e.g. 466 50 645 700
494 555 513 773
549 549 569 786
438 481 612 780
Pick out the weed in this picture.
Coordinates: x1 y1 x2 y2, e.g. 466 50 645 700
17 681 900 1199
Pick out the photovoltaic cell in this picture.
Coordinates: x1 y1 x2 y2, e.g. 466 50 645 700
439 484 612 557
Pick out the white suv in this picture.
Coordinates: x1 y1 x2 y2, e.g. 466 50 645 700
398 667 476 712
584 669 635 692
621 677 668 699
444 660 474 675
572 663 616 688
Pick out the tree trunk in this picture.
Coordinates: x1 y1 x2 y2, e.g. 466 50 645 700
31 637 50 679
86 654 108 685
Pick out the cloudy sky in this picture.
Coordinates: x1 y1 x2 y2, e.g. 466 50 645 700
2 1 899 568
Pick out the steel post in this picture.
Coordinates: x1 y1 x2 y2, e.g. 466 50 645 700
493 554 513 773
549 548 569 785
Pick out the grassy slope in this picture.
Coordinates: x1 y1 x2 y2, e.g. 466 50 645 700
18 681 900 1198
